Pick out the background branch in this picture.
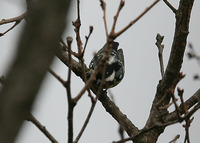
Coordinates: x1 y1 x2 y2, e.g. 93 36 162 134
0 0 71 142
27 114 58 143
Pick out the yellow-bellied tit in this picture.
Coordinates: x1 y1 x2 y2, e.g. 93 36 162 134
88 41 124 89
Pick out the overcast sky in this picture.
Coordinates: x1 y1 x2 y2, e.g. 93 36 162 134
0 0 200 143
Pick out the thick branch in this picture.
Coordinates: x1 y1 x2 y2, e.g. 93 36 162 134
137 0 195 142
0 1 71 143
155 0 194 103
99 94 139 137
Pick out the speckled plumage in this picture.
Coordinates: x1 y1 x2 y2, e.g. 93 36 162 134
88 42 124 89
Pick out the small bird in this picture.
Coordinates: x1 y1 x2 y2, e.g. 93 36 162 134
88 41 124 89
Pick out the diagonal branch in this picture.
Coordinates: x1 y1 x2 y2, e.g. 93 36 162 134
115 0 160 38
27 114 58 143
163 0 177 14
110 0 125 34
99 93 139 137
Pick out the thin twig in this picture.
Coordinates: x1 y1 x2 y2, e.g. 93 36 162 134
0 12 26 37
115 0 160 38
159 98 178 110
155 33 165 78
0 21 20 37
171 91 182 120
170 88 200 143
82 26 93 56
80 26 93 83
66 36 73 84
177 88 188 114
27 114 58 143
73 0 83 57
48 68 66 85
163 0 177 14
0 12 26 25
66 36 75 143
100 0 108 38
110 0 125 34
156 72 185 109
73 97 97 143
75 26 93 103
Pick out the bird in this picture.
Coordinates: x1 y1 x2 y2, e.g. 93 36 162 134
88 41 124 89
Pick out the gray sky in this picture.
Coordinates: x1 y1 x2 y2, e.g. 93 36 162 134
0 0 200 143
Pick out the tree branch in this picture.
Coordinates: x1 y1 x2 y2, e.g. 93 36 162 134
0 12 26 37
115 0 160 38
163 0 177 14
155 33 165 78
0 0 71 142
27 114 58 143
136 0 195 142
99 94 139 137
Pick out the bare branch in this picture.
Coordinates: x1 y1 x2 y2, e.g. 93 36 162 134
48 68 66 85
73 99 96 143
73 55 108 142
66 36 73 84
0 12 26 25
163 0 177 14
115 0 160 38
165 88 200 122
65 36 75 143
110 0 125 34
27 114 58 143
0 12 26 37
72 0 83 57
155 33 165 78
99 0 109 38
99 93 139 137
83 26 93 56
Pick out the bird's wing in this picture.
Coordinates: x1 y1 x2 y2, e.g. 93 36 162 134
117 49 124 65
